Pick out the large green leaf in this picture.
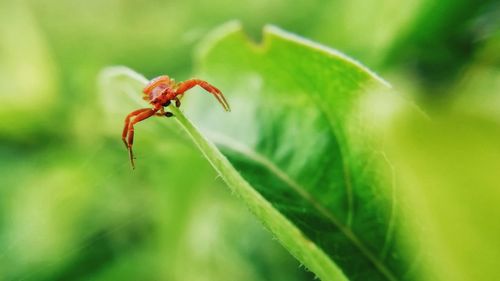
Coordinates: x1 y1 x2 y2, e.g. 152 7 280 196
101 22 412 281
188 22 410 281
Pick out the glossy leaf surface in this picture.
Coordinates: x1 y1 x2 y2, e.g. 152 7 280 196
103 23 412 281
187 23 410 281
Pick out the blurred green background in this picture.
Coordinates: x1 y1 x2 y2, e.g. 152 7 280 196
0 0 498 280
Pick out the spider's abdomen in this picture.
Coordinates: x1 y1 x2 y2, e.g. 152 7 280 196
143 75 175 102
149 84 169 101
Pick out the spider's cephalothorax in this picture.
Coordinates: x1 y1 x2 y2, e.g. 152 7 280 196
122 75 230 169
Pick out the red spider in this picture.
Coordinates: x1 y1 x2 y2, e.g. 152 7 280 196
122 76 230 169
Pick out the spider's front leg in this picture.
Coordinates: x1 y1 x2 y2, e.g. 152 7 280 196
122 108 157 169
122 108 151 148
155 107 174 118
176 79 230 111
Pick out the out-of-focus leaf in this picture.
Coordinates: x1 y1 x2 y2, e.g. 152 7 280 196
383 0 498 85
385 51 500 280
387 109 500 281
0 1 57 137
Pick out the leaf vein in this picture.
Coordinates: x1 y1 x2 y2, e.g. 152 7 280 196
208 132 398 281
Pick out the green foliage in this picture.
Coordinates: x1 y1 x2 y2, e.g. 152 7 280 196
103 21 500 281
103 23 409 280
191 23 405 281
2 0 499 280
0 1 57 136
388 108 500 281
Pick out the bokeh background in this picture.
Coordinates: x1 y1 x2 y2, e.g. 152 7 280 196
0 0 498 280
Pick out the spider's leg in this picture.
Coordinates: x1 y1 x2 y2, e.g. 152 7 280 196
155 109 174 118
174 97 181 107
176 79 230 111
123 108 151 149
155 107 165 116
127 108 157 169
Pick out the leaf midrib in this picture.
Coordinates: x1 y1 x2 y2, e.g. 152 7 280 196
207 131 398 281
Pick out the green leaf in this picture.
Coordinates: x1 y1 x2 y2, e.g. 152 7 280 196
0 0 58 137
189 22 410 281
100 22 413 281
387 88 500 280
